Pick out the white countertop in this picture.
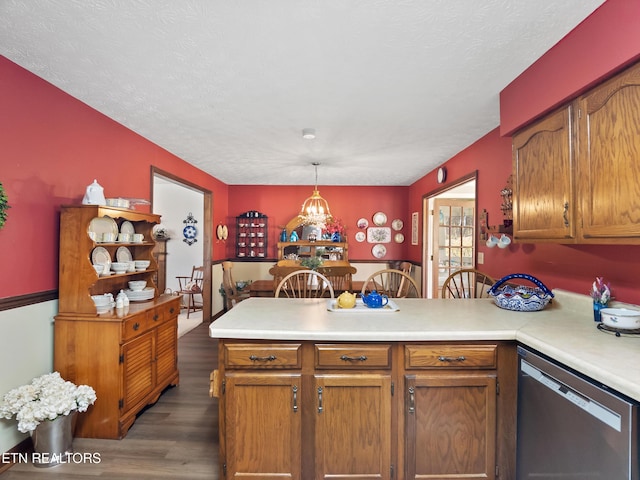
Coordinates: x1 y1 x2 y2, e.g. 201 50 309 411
209 290 640 402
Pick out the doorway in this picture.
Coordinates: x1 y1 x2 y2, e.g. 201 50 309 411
422 172 477 298
151 167 213 323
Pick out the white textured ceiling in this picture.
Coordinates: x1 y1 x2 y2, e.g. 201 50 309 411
0 0 605 186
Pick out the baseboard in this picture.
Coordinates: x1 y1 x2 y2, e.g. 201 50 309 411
0 437 32 474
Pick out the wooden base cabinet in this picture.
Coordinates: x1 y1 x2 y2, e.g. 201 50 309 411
54 296 180 439
215 340 516 480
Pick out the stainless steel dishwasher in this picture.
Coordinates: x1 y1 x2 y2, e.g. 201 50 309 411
517 346 639 480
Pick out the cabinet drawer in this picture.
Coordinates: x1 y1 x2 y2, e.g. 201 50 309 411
122 313 149 341
224 343 302 369
405 344 497 369
315 344 391 369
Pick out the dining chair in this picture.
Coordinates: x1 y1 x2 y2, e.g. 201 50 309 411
275 270 335 299
269 264 310 292
221 261 250 310
176 266 205 318
441 268 495 299
361 269 421 298
316 265 357 293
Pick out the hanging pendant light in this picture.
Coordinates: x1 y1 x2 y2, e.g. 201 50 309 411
299 162 332 227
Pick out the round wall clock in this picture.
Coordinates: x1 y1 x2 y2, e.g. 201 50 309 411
437 167 447 184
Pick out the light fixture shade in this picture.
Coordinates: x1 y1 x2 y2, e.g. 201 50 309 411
298 162 332 227
300 189 332 226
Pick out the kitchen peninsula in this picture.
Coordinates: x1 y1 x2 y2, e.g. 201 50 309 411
209 291 640 480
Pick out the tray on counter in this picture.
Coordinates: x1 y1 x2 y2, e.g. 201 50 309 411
327 298 400 313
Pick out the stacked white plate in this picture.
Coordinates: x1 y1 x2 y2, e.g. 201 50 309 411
124 287 155 302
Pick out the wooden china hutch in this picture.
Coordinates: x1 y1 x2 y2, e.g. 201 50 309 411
54 205 180 439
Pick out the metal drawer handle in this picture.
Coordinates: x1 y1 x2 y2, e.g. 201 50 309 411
153 314 159 321
438 355 466 362
249 354 277 362
292 385 298 413
408 386 415 414
563 202 570 227
132 322 140 331
340 354 368 362
317 387 323 413
169 307 175 314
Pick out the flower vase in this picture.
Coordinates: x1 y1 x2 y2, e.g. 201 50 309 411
331 231 341 242
31 413 76 467
593 301 608 322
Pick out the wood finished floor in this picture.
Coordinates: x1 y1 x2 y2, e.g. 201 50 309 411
1 322 219 479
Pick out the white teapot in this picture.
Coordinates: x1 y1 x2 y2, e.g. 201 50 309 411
82 179 106 205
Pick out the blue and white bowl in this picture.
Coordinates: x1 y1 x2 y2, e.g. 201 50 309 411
488 273 554 312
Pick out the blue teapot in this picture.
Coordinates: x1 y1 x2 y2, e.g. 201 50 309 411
361 290 389 308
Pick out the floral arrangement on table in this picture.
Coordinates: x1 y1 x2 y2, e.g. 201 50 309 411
322 218 346 241
590 276 612 305
301 254 324 271
0 372 97 433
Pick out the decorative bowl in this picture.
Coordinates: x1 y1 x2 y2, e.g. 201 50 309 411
111 262 128 273
134 260 150 269
91 295 110 306
601 308 640 330
92 264 104 274
488 273 554 312
128 280 147 291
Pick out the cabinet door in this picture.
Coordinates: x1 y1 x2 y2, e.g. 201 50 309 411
512 105 575 241
121 330 155 413
405 373 496 480
314 374 392 480
577 63 640 242
154 317 177 386
225 372 302 480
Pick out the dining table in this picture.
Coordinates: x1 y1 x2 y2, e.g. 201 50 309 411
249 279 364 297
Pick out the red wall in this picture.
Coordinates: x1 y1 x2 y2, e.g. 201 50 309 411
0 56 229 299
227 185 409 261
500 0 640 135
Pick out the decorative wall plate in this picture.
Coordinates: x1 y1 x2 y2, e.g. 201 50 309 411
355 231 366 242
367 227 391 243
372 212 387 226
357 218 369 229
394 233 405 243
216 224 224 240
221 225 228 240
391 219 403 231
372 244 387 258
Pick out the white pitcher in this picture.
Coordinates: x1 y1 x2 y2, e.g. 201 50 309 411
82 179 106 205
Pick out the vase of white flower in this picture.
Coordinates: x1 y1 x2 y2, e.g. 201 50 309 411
0 372 96 467
31 412 77 467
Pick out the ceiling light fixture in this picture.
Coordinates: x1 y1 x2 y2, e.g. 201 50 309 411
302 128 316 140
298 162 332 227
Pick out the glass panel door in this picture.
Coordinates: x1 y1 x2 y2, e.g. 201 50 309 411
432 199 476 298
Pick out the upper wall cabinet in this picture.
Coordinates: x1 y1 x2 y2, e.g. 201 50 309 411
576 62 640 243
512 105 575 242
512 60 640 244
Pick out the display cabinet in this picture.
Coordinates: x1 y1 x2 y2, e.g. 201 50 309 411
236 211 268 259
277 241 348 261
54 205 179 439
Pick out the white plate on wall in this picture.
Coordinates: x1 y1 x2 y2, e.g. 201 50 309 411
392 219 404 231
355 231 366 242
373 212 387 226
372 244 387 258
394 233 405 243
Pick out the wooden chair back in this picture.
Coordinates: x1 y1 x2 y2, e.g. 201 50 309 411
222 261 250 309
176 266 205 317
441 268 495 299
361 269 421 298
316 265 357 293
269 265 310 291
275 270 335 299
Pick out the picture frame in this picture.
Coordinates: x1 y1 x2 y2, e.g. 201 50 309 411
411 212 419 245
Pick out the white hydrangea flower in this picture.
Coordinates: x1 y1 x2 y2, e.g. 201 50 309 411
0 372 97 433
